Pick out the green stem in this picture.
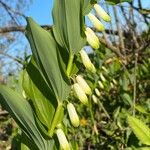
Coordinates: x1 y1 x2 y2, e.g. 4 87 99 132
88 99 99 136
48 102 63 137
66 54 74 77
133 53 138 116
97 100 110 119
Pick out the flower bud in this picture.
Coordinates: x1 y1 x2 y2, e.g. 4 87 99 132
56 129 70 150
110 82 114 88
100 73 106 82
76 75 92 95
92 94 98 104
101 66 109 73
95 88 101 97
87 13 105 31
98 81 104 89
94 4 111 22
112 79 117 85
73 83 88 105
85 27 100 49
67 103 80 127
80 49 96 73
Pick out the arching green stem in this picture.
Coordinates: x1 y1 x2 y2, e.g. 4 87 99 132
48 102 64 137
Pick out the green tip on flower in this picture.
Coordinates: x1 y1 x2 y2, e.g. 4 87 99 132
100 73 106 82
22 90 27 99
98 81 104 89
56 129 70 150
76 75 92 95
80 49 96 73
91 64 96 73
87 13 105 31
85 27 100 49
67 103 80 127
95 88 101 97
94 4 111 22
92 94 98 104
73 83 88 105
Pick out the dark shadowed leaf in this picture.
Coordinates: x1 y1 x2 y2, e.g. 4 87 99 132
22 60 56 129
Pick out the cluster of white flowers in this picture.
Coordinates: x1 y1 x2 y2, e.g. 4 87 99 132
56 3 111 150
85 4 111 50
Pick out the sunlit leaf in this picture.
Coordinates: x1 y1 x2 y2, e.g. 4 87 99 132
52 0 86 54
128 115 150 146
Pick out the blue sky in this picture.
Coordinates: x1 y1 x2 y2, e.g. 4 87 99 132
25 0 149 26
2 0 149 74
26 0 54 25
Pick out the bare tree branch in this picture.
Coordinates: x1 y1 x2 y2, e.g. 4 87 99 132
0 25 52 34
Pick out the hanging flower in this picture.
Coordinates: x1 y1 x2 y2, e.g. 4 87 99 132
73 83 88 105
95 88 101 97
94 4 111 22
98 80 104 89
87 13 105 31
80 49 96 73
85 27 100 49
56 129 70 150
101 66 109 73
110 82 114 88
67 103 80 127
76 75 92 95
112 79 117 85
100 73 106 82
92 94 98 104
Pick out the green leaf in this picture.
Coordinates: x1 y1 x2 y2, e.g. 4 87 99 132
135 105 149 115
48 103 64 137
128 115 150 146
0 85 52 150
136 147 150 150
122 93 132 106
52 0 86 54
25 17 70 101
22 60 56 129
106 0 132 5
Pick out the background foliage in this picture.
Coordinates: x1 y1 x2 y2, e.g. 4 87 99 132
0 0 150 149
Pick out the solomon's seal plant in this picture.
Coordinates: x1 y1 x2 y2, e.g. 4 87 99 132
1 0 143 149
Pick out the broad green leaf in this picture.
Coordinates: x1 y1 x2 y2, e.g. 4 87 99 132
25 17 70 101
0 85 52 150
128 115 150 146
106 0 132 5
52 0 86 54
22 60 56 129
